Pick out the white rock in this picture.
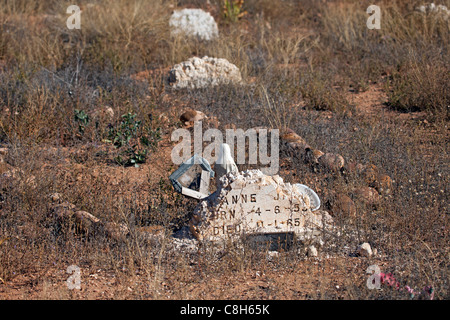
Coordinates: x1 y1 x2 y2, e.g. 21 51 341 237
416 3 449 16
168 56 242 89
267 251 279 260
170 238 199 252
357 242 373 257
417 5 426 13
437 4 449 12
49 192 62 203
169 8 219 41
307 245 318 257
214 143 238 184
104 106 114 119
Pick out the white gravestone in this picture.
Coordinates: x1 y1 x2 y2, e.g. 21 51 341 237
190 170 332 242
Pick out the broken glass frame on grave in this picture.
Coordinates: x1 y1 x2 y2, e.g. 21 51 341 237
169 154 215 200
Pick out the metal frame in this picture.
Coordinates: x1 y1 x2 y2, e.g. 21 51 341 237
169 154 215 199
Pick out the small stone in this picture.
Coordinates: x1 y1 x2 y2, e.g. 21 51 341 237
92 106 115 120
74 210 101 233
417 4 426 12
286 141 310 152
103 221 130 241
104 106 114 119
357 242 373 257
375 174 393 194
305 148 324 165
315 210 334 225
329 193 356 218
354 186 380 205
74 210 100 224
180 109 207 125
307 245 318 257
281 129 310 155
169 238 198 252
0 162 10 175
318 153 345 172
359 164 379 186
416 3 449 15
280 129 306 144
51 202 76 220
49 192 62 203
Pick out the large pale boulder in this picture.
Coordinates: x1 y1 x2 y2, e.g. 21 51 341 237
168 56 242 89
169 8 219 41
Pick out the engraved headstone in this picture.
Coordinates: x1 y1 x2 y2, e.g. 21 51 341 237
189 169 332 243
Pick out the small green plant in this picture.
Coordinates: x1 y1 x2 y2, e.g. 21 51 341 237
109 112 141 148
74 109 90 134
222 0 247 23
115 148 148 167
107 112 161 167
140 126 161 151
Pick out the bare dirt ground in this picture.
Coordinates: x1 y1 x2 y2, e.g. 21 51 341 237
0 257 379 300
